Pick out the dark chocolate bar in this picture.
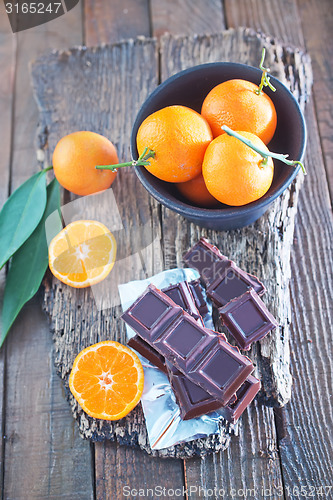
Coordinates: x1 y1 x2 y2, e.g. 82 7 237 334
188 279 209 316
207 261 266 308
162 281 204 326
219 289 279 350
183 238 266 296
122 285 254 405
219 374 261 423
128 335 168 374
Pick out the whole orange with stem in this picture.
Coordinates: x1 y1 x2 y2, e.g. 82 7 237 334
136 105 213 183
201 49 277 144
176 174 219 207
202 130 274 206
53 131 118 196
201 79 277 144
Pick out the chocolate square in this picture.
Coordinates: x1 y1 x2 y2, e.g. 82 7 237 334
183 238 228 285
121 285 182 342
207 262 265 307
220 289 279 350
155 315 215 372
162 281 203 325
167 362 223 420
190 339 254 405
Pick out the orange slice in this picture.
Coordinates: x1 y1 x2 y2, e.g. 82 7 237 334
48 220 116 288
69 341 144 420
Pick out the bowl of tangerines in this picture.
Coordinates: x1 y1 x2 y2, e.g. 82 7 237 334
124 51 306 230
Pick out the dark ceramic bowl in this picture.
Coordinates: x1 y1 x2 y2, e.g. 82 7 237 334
130 63 306 230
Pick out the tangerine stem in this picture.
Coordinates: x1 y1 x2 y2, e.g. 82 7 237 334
222 125 306 175
255 48 276 95
95 148 155 172
43 165 53 172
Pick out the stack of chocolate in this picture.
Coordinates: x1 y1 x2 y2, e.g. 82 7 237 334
122 239 278 424
183 238 278 351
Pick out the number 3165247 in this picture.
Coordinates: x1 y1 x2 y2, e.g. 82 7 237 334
5 3 62 14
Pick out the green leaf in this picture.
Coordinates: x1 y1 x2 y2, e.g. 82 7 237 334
1 179 62 347
0 170 48 270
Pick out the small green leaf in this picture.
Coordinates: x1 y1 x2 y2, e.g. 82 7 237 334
1 179 61 347
0 170 48 270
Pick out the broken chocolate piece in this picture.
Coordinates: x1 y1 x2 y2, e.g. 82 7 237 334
219 374 261 423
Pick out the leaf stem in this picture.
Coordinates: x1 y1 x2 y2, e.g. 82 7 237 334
255 48 276 95
95 147 156 172
222 125 306 175
43 165 53 172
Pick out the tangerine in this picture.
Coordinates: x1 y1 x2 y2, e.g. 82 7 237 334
201 79 277 144
176 174 219 207
136 105 213 183
53 131 118 196
69 341 144 420
202 131 274 206
48 220 117 288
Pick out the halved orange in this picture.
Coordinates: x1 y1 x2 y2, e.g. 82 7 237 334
48 220 116 288
69 341 144 420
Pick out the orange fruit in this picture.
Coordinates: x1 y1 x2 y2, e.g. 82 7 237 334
202 131 274 206
48 220 117 288
136 105 213 183
201 79 277 144
176 174 219 207
69 341 144 420
53 131 118 196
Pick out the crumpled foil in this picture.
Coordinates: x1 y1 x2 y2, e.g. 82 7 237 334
118 268 230 450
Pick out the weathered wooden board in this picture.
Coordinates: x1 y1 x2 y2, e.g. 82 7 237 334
297 0 333 200
31 28 312 458
0 3 16 492
1 5 95 499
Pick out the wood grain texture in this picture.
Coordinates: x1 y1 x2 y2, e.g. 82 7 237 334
2 8 94 500
95 440 185 499
0 2 16 493
225 0 304 47
277 100 333 493
184 403 284 500
84 0 150 46
150 0 225 37
297 0 333 202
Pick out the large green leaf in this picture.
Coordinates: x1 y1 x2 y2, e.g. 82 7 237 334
1 179 61 347
0 170 48 270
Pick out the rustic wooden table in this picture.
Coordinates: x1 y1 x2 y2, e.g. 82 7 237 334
0 1 332 499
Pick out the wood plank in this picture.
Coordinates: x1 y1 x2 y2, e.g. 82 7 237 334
95 441 184 499
0 2 16 493
224 0 304 47
297 0 333 201
185 404 283 500
84 0 150 46
150 0 226 37
277 99 333 493
225 0 333 494
2 8 94 499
